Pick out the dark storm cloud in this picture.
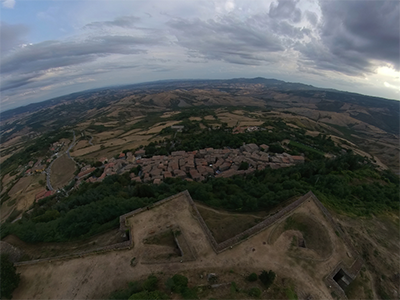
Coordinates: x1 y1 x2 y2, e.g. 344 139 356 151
0 74 37 92
270 20 309 39
0 34 164 94
167 0 311 66
269 0 302 23
298 0 399 75
84 16 140 29
295 39 373 76
304 11 318 26
0 22 29 53
167 16 285 65
1 35 160 74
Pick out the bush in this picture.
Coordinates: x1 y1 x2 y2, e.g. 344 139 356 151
238 161 249 170
269 143 284 153
128 290 169 300
248 287 262 298
181 287 198 300
168 274 188 293
109 281 141 300
230 282 239 293
246 273 258 282
0 254 20 299
142 275 158 292
259 270 276 289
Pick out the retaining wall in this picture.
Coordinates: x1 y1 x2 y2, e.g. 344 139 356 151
15 190 362 268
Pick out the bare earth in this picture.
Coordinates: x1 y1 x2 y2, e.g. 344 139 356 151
50 154 76 189
13 193 362 300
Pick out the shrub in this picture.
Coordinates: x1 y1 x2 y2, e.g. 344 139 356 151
248 287 262 298
128 290 169 300
0 254 21 299
246 273 258 282
259 270 276 289
142 275 158 292
109 281 141 300
170 274 188 293
238 161 249 170
230 282 239 294
181 287 198 300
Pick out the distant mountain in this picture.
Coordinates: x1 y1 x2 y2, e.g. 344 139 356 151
0 77 400 133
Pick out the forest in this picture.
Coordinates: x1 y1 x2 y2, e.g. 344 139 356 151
144 118 340 159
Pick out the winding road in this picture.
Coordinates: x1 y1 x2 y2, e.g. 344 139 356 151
88 136 93 146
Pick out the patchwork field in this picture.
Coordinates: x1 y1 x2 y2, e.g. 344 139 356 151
1 174 45 222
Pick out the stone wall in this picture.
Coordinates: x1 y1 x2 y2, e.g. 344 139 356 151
16 190 361 268
185 190 316 253
15 192 189 266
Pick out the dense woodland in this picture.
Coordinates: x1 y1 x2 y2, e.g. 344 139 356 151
144 117 339 160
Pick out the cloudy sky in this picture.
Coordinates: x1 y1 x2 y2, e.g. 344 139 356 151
1 0 399 111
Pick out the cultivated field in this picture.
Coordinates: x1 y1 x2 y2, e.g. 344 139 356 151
1 174 45 222
50 154 76 189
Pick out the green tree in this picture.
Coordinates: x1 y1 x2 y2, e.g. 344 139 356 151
259 270 276 289
168 274 188 293
128 290 169 300
0 254 21 299
142 275 158 292
238 161 249 170
246 272 258 282
248 287 262 298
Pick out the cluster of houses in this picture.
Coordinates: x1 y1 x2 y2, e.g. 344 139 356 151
232 126 265 134
25 159 47 176
25 141 64 177
77 143 304 185
35 190 55 201
49 141 64 153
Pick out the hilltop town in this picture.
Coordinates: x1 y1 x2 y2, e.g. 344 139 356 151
76 144 305 186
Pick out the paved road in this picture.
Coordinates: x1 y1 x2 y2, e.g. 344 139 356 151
45 160 56 191
66 130 76 159
46 130 76 191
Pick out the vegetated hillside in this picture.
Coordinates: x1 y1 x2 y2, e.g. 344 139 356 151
2 78 398 131
1 87 399 299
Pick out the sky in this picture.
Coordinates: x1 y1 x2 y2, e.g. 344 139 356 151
1 0 399 111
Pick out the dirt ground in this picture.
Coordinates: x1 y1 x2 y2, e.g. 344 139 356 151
1 174 45 222
2 173 16 186
72 133 153 158
145 121 180 134
196 204 262 243
8 177 32 197
4 229 124 260
50 154 76 189
15 174 45 210
0 200 15 221
13 193 359 300
0 153 12 164
73 140 90 151
217 112 259 127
